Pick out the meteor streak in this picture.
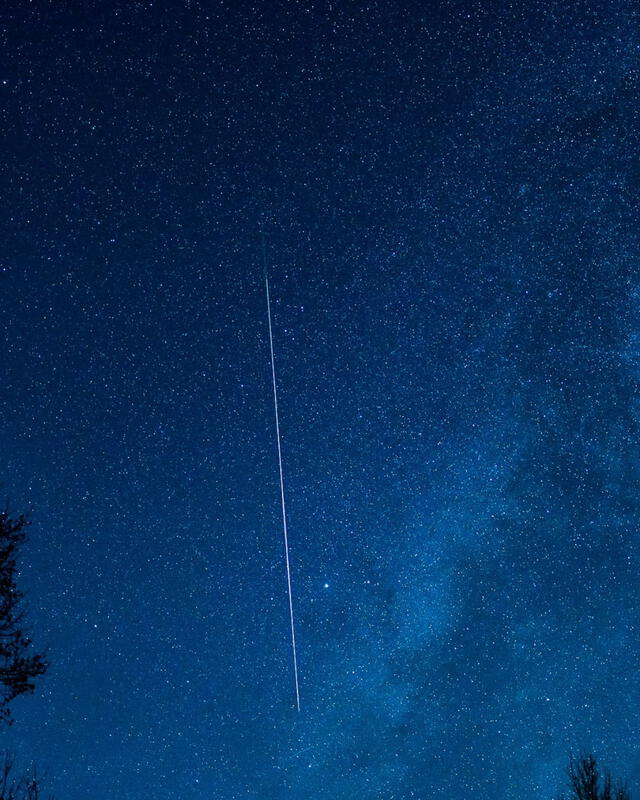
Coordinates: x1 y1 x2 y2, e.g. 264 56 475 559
263 252 301 712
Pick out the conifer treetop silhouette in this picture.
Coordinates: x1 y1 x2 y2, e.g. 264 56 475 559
0 511 47 725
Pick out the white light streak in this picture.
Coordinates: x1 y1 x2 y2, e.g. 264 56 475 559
265 271 301 712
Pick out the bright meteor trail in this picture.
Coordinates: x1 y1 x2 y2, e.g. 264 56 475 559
264 267 301 712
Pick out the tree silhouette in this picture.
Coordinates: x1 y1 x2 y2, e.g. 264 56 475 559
0 512 47 725
0 752 49 800
558 754 631 800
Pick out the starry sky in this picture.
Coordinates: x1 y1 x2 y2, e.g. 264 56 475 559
3 1 640 798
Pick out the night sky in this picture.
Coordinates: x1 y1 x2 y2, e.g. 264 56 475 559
3 1 640 798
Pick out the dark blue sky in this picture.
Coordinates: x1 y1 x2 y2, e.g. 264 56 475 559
3 1 640 797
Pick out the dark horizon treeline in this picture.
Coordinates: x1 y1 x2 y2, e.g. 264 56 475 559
0 510 48 799
559 754 631 800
